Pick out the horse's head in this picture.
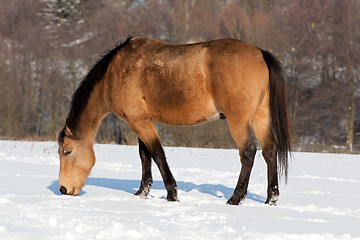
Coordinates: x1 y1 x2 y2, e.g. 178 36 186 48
57 127 95 196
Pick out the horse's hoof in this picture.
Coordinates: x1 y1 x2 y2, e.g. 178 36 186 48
134 193 148 199
265 191 279 205
227 192 247 205
265 197 278 206
134 189 150 198
265 200 277 206
226 197 240 205
166 195 179 202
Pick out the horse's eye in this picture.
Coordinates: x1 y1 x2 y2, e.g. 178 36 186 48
64 150 72 156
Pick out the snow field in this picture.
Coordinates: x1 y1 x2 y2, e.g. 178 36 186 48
0 140 359 239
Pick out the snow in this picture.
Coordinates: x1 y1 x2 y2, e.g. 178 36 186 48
0 140 359 240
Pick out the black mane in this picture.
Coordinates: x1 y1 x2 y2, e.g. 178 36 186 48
58 36 133 143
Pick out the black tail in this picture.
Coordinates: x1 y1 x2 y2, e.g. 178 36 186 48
261 50 291 182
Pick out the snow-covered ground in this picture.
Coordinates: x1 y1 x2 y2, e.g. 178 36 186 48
0 140 359 240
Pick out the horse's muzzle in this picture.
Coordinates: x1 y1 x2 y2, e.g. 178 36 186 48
60 186 75 195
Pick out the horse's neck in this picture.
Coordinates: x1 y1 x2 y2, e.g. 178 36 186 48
76 81 109 143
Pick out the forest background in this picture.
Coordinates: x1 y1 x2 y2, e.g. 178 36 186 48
0 0 359 153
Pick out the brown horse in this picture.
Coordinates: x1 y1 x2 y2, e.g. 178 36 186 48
57 36 291 205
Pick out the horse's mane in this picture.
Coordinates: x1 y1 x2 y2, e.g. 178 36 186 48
58 36 133 143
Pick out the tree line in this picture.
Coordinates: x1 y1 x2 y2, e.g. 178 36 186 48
0 0 359 153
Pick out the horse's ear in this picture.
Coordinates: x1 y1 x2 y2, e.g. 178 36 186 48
66 126 73 136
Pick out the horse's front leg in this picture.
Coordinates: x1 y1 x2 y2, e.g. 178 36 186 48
129 119 178 201
134 138 153 198
150 139 179 201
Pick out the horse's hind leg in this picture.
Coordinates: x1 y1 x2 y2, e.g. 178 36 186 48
134 138 153 198
226 116 257 205
262 141 279 205
227 134 257 205
128 119 178 201
252 103 279 205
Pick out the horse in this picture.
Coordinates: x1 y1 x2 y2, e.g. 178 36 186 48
57 36 291 205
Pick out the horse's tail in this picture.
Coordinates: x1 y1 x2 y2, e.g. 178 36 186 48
261 50 291 182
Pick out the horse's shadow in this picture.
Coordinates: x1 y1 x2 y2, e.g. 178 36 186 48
48 178 265 203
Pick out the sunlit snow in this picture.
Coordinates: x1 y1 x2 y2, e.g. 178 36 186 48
0 141 359 239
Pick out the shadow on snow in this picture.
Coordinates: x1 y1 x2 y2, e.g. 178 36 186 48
47 178 265 203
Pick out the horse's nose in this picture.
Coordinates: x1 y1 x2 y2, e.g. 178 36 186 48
60 186 67 195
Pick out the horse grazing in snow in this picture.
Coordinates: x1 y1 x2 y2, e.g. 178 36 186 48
57 36 291 205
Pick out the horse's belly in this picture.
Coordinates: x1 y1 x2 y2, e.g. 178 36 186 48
148 96 219 125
